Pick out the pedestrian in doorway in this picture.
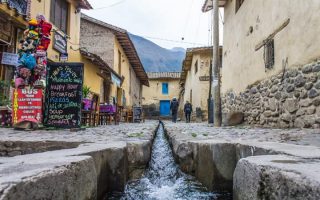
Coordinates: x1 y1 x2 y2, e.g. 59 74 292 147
170 97 179 123
184 101 193 123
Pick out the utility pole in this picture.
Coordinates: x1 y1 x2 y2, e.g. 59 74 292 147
212 0 221 127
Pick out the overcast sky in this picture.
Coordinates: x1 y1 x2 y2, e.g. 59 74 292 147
83 0 223 50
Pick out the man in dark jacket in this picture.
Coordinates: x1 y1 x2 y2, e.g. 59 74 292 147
170 97 179 123
184 101 193 123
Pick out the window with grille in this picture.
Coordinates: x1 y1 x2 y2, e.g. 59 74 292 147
118 50 122 75
236 0 245 13
264 39 275 69
50 0 68 33
195 60 198 74
162 83 169 95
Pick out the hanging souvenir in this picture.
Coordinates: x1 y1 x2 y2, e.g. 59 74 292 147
15 16 52 88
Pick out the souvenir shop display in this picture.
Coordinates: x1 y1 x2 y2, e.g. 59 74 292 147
15 15 52 88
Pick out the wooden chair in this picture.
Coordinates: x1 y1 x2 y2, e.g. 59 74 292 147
0 106 12 127
99 104 118 125
81 110 93 126
91 94 100 126
81 94 99 127
126 108 133 123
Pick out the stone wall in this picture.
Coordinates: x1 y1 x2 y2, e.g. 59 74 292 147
80 18 115 68
222 0 320 94
222 60 320 128
0 141 81 157
143 104 160 119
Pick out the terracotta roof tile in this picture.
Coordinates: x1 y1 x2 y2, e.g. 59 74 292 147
81 14 149 86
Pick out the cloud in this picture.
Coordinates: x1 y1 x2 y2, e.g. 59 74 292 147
83 0 223 49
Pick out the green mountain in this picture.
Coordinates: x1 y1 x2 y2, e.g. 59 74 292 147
129 34 185 72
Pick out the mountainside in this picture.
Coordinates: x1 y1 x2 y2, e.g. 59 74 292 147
129 34 185 72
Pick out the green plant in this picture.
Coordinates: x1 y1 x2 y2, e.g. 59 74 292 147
203 133 208 136
82 85 91 98
128 132 144 137
191 133 197 137
0 80 9 106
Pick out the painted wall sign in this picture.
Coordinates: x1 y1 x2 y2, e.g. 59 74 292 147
53 31 67 54
199 76 212 81
1 52 19 66
44 62 84 128
12 89 43 125
60 53 68 62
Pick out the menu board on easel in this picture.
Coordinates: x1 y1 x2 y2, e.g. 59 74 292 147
133 106 142 123
44 62 84 128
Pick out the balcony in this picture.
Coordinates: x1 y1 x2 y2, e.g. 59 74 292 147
0 0 29 16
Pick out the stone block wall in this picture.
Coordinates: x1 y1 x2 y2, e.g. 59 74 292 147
80 18 115 68
142 104 160 119
222 60 320 128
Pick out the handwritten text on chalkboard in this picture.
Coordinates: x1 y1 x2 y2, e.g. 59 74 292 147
44 63 83 128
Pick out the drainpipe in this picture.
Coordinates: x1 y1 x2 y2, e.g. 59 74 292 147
212 0 221 127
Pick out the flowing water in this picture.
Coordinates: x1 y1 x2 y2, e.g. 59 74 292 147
107 123 232 200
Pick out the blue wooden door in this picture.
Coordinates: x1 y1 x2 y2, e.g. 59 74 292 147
160 100 170 116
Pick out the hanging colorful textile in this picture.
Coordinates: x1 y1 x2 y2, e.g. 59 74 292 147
15 15 52 88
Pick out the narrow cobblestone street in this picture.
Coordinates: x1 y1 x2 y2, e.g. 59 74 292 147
164 122 320 147
1 0 320 199
0 121 158 199
0 121 320 199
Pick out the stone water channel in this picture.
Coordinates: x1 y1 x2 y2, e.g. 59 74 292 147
1 121 319 199
106 123 231 200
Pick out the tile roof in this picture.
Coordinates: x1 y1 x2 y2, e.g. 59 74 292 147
78 0 93 9
180 46 223 85
202 0 227 12
81 14 149 86
80 49 122 80
147 72 181 79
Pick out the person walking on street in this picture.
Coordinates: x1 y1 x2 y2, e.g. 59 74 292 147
184 101 193 123
170 97 179 123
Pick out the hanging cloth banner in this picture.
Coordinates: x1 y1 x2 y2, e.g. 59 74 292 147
12 88 43 125
1 52 19 66
111 73 121 87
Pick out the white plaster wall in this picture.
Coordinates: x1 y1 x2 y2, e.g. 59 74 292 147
130 67 142 106
142 79 180 105
183 52 211 112
222 0 320 94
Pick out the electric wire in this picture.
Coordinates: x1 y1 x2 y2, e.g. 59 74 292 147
219 9 224 25
141 35 207 46
182 0 195 38
207 12 212 46
83 0 211 47
88 0 127 10
193 7 202 47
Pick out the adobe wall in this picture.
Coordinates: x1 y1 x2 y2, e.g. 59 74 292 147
222 0 320 94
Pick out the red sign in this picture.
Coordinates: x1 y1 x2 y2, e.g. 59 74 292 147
12 89 43 125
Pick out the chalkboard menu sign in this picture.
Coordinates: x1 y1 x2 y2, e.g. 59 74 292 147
133 106 142 123
44 62 84 128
